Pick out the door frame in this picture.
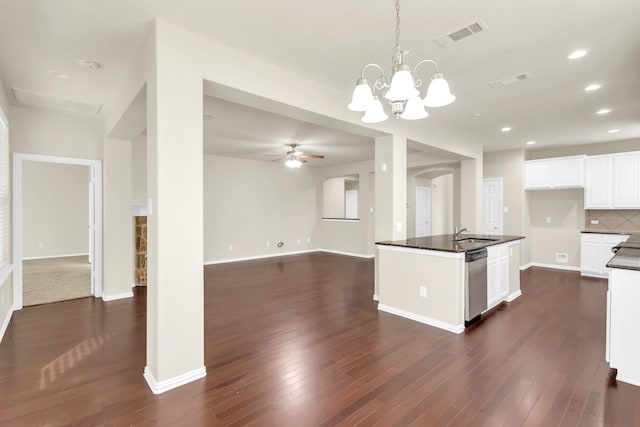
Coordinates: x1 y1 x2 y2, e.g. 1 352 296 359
415 185 432 237
12 153 103 310
483 177 504 235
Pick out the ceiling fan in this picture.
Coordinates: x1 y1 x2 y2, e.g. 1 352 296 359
265 144 325 168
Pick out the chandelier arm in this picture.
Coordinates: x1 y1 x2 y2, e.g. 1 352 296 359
372 76 387 93
412 59 440 88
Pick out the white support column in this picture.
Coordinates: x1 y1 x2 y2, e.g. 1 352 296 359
374 134 407 296
460 158 483 233
103 138 134 301
144 27 206 394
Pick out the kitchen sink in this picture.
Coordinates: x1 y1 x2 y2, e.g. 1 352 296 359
453 238 499 243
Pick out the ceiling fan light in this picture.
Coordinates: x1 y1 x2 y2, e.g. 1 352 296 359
400 96 429 120
361 96 389 123
348 78 374 111
285 158 303 168
424 73 456 107
384 68 419 101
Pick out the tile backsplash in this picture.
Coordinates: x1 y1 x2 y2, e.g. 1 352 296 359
585 210 640 232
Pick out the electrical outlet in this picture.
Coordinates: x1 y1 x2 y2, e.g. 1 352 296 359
419 286 427 298
266 242 270 247
297 238 301 244
556 253 568 263
228 245 233 251
546 217 552 224
591 219 599 225
38 242 44 249
307 237 311 243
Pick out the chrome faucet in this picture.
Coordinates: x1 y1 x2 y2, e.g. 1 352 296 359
454 225 469 240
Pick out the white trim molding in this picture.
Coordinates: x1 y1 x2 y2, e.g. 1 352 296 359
143 366 207 394
372 294 379 301
377 303 464 334
22 253 89 261
318 249 374 259
519 263 533 271
505 290 522 302
102 291 134 302
0 305 13 344
204 249 374 266
524 262 580 272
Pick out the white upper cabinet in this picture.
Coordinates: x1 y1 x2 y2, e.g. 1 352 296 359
585 155 613 209
584 152 640 209
525 155 585 190
613 154 640 208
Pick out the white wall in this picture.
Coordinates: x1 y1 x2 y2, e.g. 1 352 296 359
314 160 374 256
22 161 89 259
0 79 13 341
11 106 103 160
529 189 584 268
431 174 453 235
204 154 317 262
131 133 147 205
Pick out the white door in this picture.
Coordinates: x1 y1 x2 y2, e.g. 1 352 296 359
415 186 431 237
345 190 358 219
483 178 503 235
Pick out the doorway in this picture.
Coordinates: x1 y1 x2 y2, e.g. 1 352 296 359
13 153 102 310
483 178 503 235
415 186 432 237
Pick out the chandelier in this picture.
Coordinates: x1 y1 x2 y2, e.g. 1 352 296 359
348 0 456 123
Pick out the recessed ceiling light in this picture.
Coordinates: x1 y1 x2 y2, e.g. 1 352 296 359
470 112 484 117
501 127 512 132
568 49 587 60
77 59 103 70
526 140 536 146
48 70 71 79
596 108 611 115
585 83 601 92
608 129 620 134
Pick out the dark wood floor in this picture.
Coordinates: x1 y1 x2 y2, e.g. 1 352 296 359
1 253 640 426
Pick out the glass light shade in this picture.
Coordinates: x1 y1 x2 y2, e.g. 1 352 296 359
285 158 302 168
348 79 374 112
400 96 429 120
384 69 419 101
361 96 388 123
423 73 456 107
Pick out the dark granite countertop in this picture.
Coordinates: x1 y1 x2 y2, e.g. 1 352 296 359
606 233 640 271
376 234 525 253
581 230 636 235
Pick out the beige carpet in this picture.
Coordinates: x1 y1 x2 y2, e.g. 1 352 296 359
23 256 92 306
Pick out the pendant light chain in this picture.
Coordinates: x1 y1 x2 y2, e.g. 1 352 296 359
395 0 401 51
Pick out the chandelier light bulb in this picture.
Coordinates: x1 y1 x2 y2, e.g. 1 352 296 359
384 68 419 101
400 96 429 120
424 73 456 108
361 96 389 123
348 78 374 112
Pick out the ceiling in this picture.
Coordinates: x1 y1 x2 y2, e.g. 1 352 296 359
1 0 639 157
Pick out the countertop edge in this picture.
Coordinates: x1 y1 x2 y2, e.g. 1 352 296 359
376 235 525 253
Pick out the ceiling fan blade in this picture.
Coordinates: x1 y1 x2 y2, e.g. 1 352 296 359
264 154 282 157
270 157 284 163
300 158 308 163
298 154 324 159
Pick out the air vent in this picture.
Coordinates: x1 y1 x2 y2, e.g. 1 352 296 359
12 88 102 114
488 73 532 88
434 20 488 48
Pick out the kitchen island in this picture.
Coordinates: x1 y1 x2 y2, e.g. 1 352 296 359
376 234 524 333
605 235 640 387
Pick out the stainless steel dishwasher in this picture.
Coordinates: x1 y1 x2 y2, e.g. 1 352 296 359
465 248 488 326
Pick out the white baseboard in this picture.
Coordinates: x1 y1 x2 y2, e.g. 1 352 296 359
372 294 379 301
102 291 134 302
0 305 13 344
204 249 317 265
505 290 522 302
143 366 207 394
318 249 374 259
519 263 533 271
525 262 581 272
581 272 607 279
377 303 464 334
204 249 373 265
22 253 90 261
616 374 640 388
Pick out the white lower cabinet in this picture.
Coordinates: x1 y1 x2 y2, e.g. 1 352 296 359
487 244 509 309
580 233 630 278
